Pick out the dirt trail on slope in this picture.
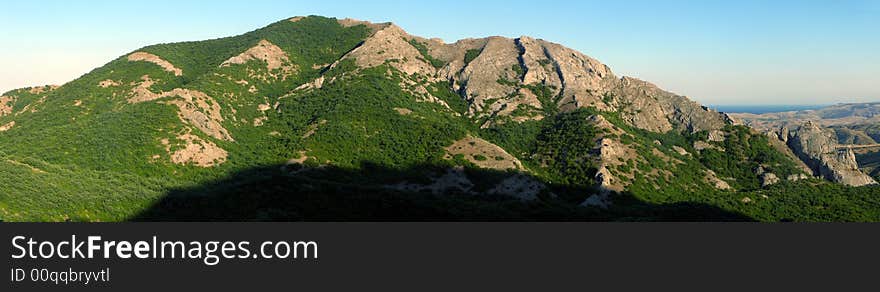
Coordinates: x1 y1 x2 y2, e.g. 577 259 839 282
128 52 183 76
5 159 46 173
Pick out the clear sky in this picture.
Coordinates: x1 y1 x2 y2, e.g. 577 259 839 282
1 0 878 105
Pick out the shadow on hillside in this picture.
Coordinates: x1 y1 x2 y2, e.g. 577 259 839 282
131 163 755 222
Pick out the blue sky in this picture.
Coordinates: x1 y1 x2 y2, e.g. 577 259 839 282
1 0 878 105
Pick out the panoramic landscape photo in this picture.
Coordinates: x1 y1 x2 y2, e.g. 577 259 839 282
1 1 878 222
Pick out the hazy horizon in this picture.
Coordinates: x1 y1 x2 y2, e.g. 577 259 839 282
2 0 878 105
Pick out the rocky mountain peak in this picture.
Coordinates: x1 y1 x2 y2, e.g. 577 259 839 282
324 18 730 134
339 20 437 76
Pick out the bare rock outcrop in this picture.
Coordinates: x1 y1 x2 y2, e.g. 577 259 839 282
708 130 726 142
610 77 729 133
673 146 690 156
514 36 728 133
0 121 14 132
517 36 563 93
705 169 731 190
0 95 12 117
127 76 233 142
444 135 523 171
488 174 546 201
341 24 436 76
592 118 636 193
539 39 615 110
221 40 297 79
761 172 780 187
582 115 637 207
456 37 521 116
786 122 876 186
98 79 120 88
758 129 814 175
469 37 725 133
162 133 228 167
436 38 490 79
160 89 233 142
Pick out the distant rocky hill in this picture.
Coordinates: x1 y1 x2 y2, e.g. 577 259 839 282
731 103 880 186
1 16 877 222
732 102 880 130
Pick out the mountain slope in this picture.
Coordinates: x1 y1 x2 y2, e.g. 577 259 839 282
1 16 877 222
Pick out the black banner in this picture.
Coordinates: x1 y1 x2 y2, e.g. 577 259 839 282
2 223 878 291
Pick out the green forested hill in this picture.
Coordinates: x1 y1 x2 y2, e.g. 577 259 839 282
1 16 878 222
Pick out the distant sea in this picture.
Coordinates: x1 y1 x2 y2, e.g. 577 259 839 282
708 104 829 114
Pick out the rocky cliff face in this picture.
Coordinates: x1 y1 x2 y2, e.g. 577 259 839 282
336 21 731 134
449 36 730 133
785 122 877 186
730 102 880 186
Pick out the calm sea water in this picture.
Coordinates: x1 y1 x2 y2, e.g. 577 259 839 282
708 105 828 114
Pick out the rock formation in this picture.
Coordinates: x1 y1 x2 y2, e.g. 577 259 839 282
127 52 183 76
221 39 297 80
333 20 732 134
444 135 523 171
0 95 13 117
761 172 780 187
786 122 876 186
